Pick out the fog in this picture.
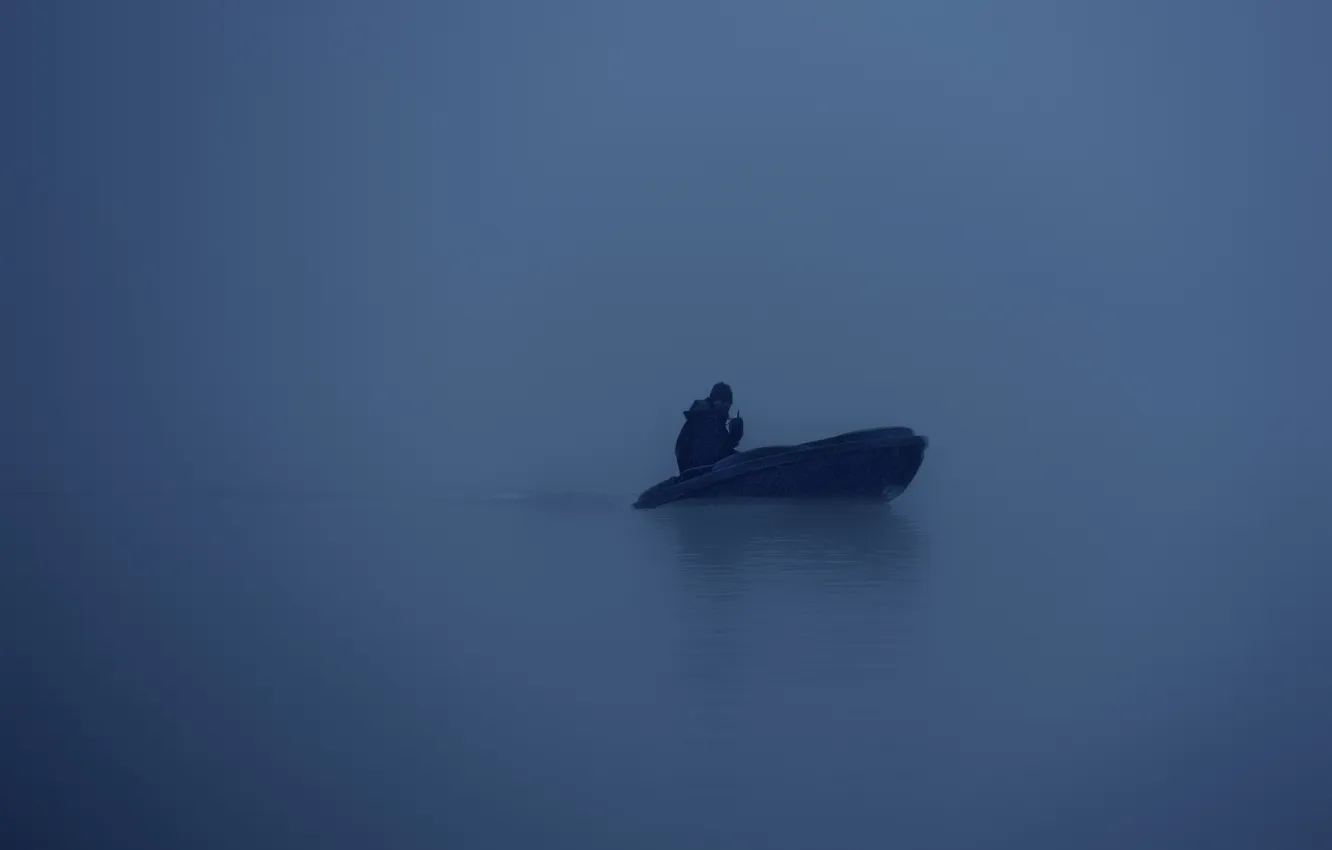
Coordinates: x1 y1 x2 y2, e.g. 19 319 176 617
6 0 1329 498
9 5 1332 848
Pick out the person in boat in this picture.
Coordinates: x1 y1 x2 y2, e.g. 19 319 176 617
674 381 745 475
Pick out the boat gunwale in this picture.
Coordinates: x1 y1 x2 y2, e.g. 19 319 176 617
636 430 928 506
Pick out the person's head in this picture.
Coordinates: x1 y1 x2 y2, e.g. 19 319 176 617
707 381 733 414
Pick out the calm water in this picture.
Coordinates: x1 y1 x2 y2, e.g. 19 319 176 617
9 458 1332 849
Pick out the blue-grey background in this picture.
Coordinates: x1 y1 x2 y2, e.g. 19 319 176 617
5 1 1330 848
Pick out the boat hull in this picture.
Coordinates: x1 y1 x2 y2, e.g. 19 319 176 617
633 427 928 509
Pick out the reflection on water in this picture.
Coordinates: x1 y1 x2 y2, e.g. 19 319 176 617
656 499 927 570
645 500 930 694
14 488 1332 850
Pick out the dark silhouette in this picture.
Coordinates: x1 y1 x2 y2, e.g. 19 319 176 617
674 382 745 474
640 425 928 509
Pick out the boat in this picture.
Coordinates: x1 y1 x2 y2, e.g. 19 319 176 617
633 426 928 509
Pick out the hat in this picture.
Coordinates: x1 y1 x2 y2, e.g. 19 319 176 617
708 382 733 404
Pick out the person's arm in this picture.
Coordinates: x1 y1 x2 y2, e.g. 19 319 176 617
726 413 744 449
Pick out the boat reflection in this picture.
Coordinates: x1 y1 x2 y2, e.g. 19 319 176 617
647 500 931 693
656 498 927 574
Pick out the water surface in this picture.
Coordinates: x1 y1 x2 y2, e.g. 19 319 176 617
9 464 1331 849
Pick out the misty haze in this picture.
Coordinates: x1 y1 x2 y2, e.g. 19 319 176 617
6 1 1331 848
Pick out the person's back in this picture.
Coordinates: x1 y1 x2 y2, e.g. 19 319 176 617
674 382 744 474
